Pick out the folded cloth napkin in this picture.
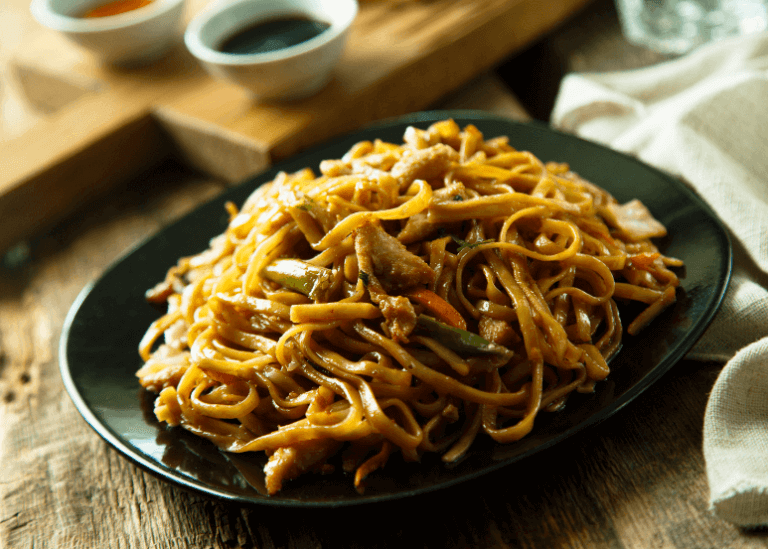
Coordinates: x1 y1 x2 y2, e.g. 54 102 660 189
550 31 768 527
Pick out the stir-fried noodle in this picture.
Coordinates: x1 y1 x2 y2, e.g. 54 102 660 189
137 120 682 494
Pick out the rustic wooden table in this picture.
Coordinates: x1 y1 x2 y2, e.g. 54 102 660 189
2 0 765 547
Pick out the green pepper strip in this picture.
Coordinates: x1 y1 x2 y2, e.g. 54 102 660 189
415 314 513 359
261 259 333 300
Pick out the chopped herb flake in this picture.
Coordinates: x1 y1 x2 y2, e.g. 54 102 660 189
451 235 493 252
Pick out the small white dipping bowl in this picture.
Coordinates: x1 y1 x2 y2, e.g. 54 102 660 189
184 0 357 101
30 0 185 66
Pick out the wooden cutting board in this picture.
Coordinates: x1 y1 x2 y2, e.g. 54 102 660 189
2 0 593 253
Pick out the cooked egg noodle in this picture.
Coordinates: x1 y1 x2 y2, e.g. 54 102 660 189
137 120 680 494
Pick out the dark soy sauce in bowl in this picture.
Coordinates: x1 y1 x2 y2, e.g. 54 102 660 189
218 16 331 55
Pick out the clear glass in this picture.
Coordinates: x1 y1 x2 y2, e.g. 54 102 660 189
615 0 768 55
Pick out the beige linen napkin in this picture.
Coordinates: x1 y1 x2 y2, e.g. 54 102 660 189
551 31 768 527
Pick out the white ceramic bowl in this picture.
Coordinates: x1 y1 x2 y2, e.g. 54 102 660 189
30 0 185 66
184 0 357 101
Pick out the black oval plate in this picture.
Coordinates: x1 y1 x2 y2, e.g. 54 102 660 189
60 111 731 507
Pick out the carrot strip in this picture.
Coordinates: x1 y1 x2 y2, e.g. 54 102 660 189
406 288 467 330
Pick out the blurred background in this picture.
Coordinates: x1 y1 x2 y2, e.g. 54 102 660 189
0 0 42 141
0 0 671 143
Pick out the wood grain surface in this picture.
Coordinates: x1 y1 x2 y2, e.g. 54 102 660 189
2 1 767 547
